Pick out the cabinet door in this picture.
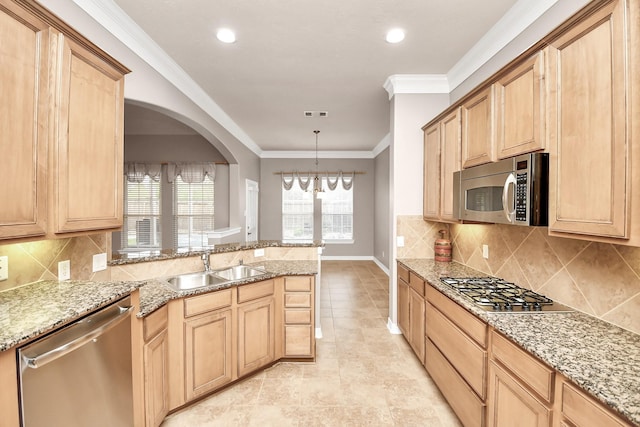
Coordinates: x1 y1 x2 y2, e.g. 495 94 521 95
397 278 410 336
462 86 495 168
546 0 629 238
238 297 275 377
423 122 441 220
284 324 313 357
0 2 49 239
440 109 461 221
184 309 233 400
487 361 550 427
495 51 545 159
143 330 169 427
53 34 125 233
408 287 425 363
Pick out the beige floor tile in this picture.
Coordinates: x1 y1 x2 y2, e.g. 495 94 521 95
162 260 461 427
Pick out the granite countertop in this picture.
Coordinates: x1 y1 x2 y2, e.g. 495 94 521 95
398 258 640 426
138 260 319 317
110 240 323 266
0 260 318 352
0 280 143 352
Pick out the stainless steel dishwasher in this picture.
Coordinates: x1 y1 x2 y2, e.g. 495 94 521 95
18 295 134 427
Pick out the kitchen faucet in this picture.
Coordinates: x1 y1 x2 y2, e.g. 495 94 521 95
201 252 211 272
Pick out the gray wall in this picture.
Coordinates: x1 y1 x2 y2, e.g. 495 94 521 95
260 158 375 258
113 135 231 252
374 147 390 269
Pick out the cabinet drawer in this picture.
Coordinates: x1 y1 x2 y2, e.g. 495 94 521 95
491 330 554 403
237 280 275 304
398 264 410 283
143 305 168 342
284 325 313 357
285 309 311 324
408 271 425 296
426 285 487 347
184 289 232 318
562 382 631 427
284 293 311 308
426 338 485 427
427 303 487 399
284 276 312 292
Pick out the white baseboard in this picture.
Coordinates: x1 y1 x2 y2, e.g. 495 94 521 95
387 318 402 335
315 327 323 339
320 255 390 276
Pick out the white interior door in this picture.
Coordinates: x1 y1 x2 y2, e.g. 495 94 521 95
245 179 259 242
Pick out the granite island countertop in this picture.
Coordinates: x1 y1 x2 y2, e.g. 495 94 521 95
398 258 640 426
0 280 143 352
137 259 319 317
110 239 323 266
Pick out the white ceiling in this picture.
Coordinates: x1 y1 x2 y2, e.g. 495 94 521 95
112 0 522 153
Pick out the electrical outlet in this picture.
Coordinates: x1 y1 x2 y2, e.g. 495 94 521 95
254 248 265 257
58 260 71 281
482 244 489 259
0 256 8 281
397 236 405 247
382 251 385 258
92 253 107 272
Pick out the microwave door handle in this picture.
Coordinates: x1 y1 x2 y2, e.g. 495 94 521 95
502 173 517 222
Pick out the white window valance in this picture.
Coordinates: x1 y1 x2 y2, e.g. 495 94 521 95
124 163 162 183
326 171 354 190
167 162 216 183
281 171 355 191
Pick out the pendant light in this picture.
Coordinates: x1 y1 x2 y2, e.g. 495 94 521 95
313 130 324 198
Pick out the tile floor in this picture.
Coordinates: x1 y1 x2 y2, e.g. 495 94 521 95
162 260 461 426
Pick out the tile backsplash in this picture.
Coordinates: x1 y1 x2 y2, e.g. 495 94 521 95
397 216 640 335
0 233 111 292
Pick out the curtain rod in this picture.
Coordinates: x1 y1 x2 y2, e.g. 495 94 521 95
156 161 228 165
273 171 366 175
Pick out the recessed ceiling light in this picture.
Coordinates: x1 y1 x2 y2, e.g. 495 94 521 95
216 28 236 43
386 28 405 44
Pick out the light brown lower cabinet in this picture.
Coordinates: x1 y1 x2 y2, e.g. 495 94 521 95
426 338 486 427
237 296 276 377
283 276 315 358
397 263 425 363
487 361 551 427
184 308 233 400
559 379 633 427
142 306 169 427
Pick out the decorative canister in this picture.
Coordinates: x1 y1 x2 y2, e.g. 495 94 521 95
434 229 452 262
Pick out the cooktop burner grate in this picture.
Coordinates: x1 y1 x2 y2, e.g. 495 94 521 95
439 277 572 313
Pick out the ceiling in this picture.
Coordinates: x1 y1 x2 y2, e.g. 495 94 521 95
113 0 519 153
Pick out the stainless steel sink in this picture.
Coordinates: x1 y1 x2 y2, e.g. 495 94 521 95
163 265 269 291
212 265 267 281
165 271 228 291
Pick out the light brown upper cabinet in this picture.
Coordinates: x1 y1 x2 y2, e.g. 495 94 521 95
0 0 129 242
546 0 631 240
52 34 126 234
461 86 495 168
495 51 545 159
0 2 50 240
423 109 461 222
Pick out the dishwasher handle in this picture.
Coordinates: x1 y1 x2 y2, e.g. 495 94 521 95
21 304 133 370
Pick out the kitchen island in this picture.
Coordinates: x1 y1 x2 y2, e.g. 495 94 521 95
399 258 640 426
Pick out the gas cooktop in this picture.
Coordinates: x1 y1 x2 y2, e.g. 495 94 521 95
439 277 573 313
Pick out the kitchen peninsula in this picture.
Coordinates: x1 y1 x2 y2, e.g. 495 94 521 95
0 240 321 426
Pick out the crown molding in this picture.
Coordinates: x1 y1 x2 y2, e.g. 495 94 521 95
71 0 263 157
383 74 450 99
447 0 559 90
261 150 376 159
372 133 391 157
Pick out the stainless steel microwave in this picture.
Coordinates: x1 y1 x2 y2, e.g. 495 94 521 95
453 153 549 226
